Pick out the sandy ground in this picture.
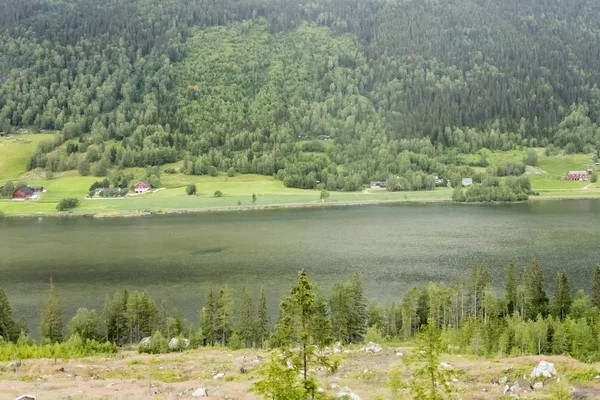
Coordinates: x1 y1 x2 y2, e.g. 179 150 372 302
2 347 600 399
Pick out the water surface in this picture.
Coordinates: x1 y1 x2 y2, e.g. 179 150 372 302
1 200 599 335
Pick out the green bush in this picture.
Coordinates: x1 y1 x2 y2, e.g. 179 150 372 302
56 198 79 211
186 184 197 195
591 173 598 183
0 333 117 361
214 190 223 197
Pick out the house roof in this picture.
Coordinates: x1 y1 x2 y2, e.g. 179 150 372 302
568 171 588 175
136 181 151 187
14 187 34 195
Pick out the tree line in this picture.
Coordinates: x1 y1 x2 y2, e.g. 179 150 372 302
1 0 599 192
1 261 600 364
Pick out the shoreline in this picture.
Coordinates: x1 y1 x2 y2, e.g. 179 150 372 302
2 193 600 219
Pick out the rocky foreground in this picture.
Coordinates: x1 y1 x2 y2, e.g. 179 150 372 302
2 344 600 399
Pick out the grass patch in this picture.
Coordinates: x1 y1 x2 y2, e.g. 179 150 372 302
0 133 55 181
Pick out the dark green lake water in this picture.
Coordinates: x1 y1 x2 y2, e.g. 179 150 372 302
1 200 599 336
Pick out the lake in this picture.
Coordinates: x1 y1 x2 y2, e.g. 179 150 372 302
1 200 599 336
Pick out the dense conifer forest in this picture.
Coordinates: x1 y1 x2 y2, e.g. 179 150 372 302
1 0 600 193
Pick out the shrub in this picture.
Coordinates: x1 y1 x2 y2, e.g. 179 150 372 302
591 173 598 183
186 184 197 195
138 331 169 354
227 167 236 177
57 198 79 211
214 190 223 197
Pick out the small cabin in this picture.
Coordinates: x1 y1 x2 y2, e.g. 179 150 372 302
318 135 331 141
462 178 473 187
135 181 151 193
370 181 386 189
13 187 34 199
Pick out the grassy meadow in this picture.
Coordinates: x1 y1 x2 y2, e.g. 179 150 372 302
0 133 599 216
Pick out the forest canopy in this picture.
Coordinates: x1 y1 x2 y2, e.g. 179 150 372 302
1 0 599 191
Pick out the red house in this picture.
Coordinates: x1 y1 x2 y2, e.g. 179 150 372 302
13 187 34 199
567 171 590 181
135 181 151 193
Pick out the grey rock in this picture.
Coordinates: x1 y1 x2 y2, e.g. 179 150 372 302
191 387 207 397
337 386 361 400
533 382 543 390
139 337 151 346
531 361 557 378
14 396 36 400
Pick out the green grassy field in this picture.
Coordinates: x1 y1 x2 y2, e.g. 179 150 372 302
0 134 54 181
0 134 598 216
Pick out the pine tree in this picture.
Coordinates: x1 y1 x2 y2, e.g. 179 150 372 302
240 285 254 348
329 282 350 343
217 284 234 346
405 318 455 399
347 272 367 343
0 286 18 342
525 260 548 319
256 285 269 348
505 262 517 316
592 265 600 308
267 269 336 398
103 288 129 345
40 277 63 343
552 271 572 321
201 285 217 346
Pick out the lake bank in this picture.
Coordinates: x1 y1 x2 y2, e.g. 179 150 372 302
2 190 600 219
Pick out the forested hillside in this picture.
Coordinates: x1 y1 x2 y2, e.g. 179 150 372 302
1 0 600 192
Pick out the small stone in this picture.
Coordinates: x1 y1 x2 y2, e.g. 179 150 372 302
395 352 403 357
533 382 543 390
213 372 225 380
499 376 508 384
503 384 510 394
191 388 207 397
14 396 36 400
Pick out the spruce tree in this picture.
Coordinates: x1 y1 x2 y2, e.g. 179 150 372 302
263 270 336 399
103 288 128 345
256 285 269 348
329 282 350 343
240 285 255 348
552 271 572 321
592 265 600 308
525 260 548 319
0 286 18 342
201 286 217 346
505 262 517 316
217 284 234 346
347 272 367 343
40 277 63 343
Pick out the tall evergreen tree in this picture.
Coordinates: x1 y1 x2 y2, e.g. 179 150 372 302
268 269 335 398
525 260 548 319
592 265 600 308
256 285 269 348
505 262 517 316
0 286 18 342
347 272 367 343
217 284 234 346
329 282 350 343
551 271 572 321
40 277 63 343
103 288 129 345
201 285 217 346
240 285 254 348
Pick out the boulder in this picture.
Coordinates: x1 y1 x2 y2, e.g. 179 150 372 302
533 382 543 390
213 372 225 380
499 376 508 384
15 396 36 400
333 342 341 354
191 388 207 397
168 337 190 349
503 385 510 395
439 362 453 369
139 337 151 347
362 342 382 353
531 361 557 378
337 386 361 400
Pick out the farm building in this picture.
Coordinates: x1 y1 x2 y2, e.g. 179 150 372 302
13 187 35 199
567 171 591 181
135 181 151 193
462 178 473 186
370 181 386 189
